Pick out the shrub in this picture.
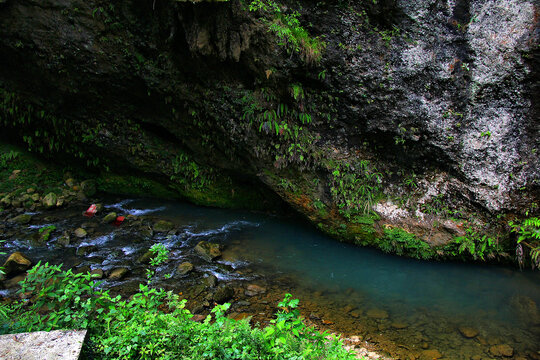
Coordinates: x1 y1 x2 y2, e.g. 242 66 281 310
1 263 357 359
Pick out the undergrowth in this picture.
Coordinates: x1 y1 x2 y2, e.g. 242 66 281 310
0 262 357 359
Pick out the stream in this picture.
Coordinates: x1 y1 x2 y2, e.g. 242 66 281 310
2 197 539 359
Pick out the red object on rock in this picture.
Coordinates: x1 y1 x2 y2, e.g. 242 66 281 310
84 204 97 217
113 216 125 226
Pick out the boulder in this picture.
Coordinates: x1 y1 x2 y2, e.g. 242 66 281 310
8 213 32 224
177 262 194 275
153 220 173 232
489 344 514 357
194 241 221 262
74 228 87 238
108 267 129 280
213 285 235 303
102 212 117 223
42 192 58 209
2 252 32 276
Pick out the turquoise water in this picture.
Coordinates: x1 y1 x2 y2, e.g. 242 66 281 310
134 198 538 322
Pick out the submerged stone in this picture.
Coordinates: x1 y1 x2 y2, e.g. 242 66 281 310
420 349 442 359
458 326 479 338
153 220 173 232
177 262 194 275
489 344 514 357
108 267 129 280
8 213 32 224
195 241 221 262
366 308 389 319
245 284 266 297
213 285 235 303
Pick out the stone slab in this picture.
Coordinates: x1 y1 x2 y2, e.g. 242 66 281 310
0 329 87 360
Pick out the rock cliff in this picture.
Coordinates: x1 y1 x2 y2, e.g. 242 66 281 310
1 0 538 260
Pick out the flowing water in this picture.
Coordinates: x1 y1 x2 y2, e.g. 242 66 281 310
2 198 539 359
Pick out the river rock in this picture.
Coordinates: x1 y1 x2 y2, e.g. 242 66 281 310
137 250 155 264
90 269 104 279
366 308 389 319
195 241 221 262
489 344 514 357
102 212 117 223
76 245 96 256
56 232 71 247
108 267 129 280
420 349 442 359
3 273 26 288
2 252 32 276
153 220 173 232
391 322 408 329
177 262 194 275
74 228 87 238
458 326 479 338
65 178 76 188
30 193 40 202
42 192 57 209
213 285 235 303
8 213 32 224
203 274 218 288
245 284 266 297
80 180 96 197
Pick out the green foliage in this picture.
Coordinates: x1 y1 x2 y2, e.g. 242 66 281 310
329 159 382 216
1 263 356 359
379 228 434 260
247 0 325 64
38 225 57 242
171 152 213 191
444 228 502 261
0 150 19 169
510 217 540 269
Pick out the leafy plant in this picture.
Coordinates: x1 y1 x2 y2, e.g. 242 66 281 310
510 217 540 269
247 0 325 64
1 263 356 359
379 228 434 260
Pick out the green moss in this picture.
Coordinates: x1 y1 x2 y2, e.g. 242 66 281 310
95 173 179 199
0 142 64 196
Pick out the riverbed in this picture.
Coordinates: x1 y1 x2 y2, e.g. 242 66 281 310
2 198 539 359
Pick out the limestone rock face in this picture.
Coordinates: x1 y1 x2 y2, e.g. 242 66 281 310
0 0 537 259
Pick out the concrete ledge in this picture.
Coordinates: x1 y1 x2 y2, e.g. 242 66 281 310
0 330 87 360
